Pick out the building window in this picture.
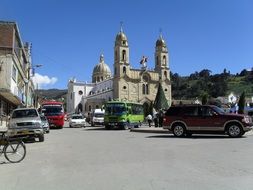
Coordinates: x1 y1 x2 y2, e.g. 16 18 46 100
164 71 167 77
142 84 145 94
156 56 159 66
163 55 166 65
89 105 91 111
12 65 17 81
114 67 117 75
122 50 126 61
96 105 99 109
165 88 168 92
146 84 149 94
78 90 83 95
142 84 149 95
123 86 127 90
123 66 126 74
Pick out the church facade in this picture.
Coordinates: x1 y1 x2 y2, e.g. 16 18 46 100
67 28 171 115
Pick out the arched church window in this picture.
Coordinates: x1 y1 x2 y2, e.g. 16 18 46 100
114 67 117 75
88 105 91 111
78 103 83 113
146 84 149 95
123 66 126 74
122 50 126 61
163 55 166 65
142 84 145 94
164 71 167 77
156 56 159 66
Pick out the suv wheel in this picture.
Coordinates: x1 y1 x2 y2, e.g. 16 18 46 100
173 124 185 137
227 124 242 138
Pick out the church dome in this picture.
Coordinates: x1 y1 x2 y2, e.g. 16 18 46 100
115 27 128 46
92 54 111 83
156 35 167 47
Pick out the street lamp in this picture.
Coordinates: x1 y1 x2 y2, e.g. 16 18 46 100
31 64 43 108
31 64 43 77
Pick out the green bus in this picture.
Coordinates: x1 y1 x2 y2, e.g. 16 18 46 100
104 101 144 130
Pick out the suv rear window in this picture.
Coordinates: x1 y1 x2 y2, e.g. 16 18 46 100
183 106 198 116
165 107 182 116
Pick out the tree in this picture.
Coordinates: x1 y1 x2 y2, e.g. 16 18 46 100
199 69 211 78
238 92 245 114
153 83 169 110
201 93 209 105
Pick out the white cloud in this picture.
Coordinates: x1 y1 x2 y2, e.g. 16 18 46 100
32 73 58 89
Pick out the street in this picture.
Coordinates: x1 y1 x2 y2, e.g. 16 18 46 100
1 122 253 190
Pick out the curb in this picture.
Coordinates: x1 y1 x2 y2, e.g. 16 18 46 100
130 128 170 134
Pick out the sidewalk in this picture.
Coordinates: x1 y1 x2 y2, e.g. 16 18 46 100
130 125 171 134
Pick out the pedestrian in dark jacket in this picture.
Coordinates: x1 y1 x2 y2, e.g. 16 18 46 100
158 109 164 128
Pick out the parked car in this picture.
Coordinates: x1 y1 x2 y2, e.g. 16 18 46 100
163 105 253 138
8 108 45 142
40 115 50 133
69 114 86 128
91 109 104 126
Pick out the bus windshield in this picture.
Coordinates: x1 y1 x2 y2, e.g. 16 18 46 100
105 103 127 115
42 106 63 116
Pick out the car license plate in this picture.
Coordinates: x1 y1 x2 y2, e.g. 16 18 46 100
22 130 29 135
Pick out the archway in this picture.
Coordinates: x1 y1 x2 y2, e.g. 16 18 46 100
77 103 83 113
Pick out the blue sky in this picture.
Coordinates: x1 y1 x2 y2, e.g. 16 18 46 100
1 0 253 89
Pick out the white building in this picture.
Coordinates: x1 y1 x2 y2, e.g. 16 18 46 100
67 54 113 114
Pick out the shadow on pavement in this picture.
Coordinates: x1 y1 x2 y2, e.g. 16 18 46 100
145 134 244 139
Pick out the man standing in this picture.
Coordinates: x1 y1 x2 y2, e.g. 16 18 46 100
158 109 164 128
146 114 152 127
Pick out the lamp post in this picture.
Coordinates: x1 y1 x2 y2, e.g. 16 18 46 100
32 64 43 108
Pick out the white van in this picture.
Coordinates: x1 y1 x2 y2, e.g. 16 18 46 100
91 109 105 126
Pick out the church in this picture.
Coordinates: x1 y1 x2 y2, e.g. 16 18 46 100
67 27 171 115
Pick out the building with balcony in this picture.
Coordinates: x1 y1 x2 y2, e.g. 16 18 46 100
0 21 35 128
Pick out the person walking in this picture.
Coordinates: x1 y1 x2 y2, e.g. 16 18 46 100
158 109 164 128
153 110 158 128
146 114 152 127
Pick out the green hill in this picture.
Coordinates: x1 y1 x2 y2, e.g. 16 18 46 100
171 69 253 99
36 89 67 101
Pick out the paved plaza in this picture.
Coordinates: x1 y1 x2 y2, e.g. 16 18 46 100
1 122 253 190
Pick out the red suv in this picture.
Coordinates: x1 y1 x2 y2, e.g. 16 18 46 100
163 105 253 137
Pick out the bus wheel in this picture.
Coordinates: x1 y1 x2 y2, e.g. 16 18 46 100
105 125 111 130
123 124 129 130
